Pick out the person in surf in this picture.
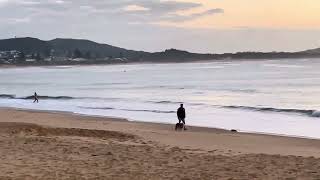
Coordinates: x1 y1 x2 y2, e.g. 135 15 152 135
33 92 39 103
177 104 187 130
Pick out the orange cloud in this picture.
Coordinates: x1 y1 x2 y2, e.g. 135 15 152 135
170 0 320 29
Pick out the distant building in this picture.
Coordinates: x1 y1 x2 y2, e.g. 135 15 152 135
70 58 86 62
0 50 24 64
25 59 36 63
51 56 67 62
113 58 127 62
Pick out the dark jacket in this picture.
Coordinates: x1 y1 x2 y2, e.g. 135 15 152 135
177 107 185 119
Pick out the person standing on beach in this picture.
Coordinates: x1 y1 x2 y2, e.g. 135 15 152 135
33 92 39 103
177 104 187 130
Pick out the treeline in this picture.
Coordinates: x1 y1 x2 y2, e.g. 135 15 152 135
146 49 320 62
1 37 320 66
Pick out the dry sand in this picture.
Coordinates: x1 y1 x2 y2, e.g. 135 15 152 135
1 108 320 179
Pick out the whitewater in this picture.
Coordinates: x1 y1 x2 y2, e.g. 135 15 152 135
1 59 320 138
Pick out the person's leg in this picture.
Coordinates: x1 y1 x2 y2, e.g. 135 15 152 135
182 118 187 130
181 118 185 124
178 117 182 124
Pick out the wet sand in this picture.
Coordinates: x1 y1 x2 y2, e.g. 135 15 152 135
1 108 320 179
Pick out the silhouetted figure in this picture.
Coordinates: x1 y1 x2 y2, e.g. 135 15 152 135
33 92 39 103
177 104 186 130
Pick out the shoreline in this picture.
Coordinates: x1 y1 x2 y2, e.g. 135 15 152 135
0 106 232 133
3 106 320 141
2 106 320 142
2 107 320 157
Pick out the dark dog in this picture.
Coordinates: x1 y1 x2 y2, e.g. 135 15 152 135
175 123 185 131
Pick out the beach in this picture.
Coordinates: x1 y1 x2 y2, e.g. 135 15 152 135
1 108 320 179
1 0 320 179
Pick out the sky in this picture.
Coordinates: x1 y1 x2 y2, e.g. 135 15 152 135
0 0 320 53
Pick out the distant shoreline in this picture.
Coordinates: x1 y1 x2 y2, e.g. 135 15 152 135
1 37 320 67
1 57 319 68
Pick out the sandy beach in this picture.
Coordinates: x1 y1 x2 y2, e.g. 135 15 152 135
1 108 320 179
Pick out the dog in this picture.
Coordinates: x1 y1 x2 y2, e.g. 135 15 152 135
175 123 185 131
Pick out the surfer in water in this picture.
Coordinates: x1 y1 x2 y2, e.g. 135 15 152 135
33 92 39 103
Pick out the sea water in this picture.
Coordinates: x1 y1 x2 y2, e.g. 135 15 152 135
1 59 320 138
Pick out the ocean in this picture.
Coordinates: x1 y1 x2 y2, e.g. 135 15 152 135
1 59 320 138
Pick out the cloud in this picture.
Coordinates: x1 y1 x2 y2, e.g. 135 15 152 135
9 17 31 24
158 8 224 22
0 0 223 25
0 0 231 53
1 0 319 54
122 5 150 12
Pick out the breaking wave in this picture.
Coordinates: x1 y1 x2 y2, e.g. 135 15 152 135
224 105 320 117
0 94 74 100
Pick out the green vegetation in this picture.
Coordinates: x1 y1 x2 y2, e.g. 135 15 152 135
0 37 320 66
